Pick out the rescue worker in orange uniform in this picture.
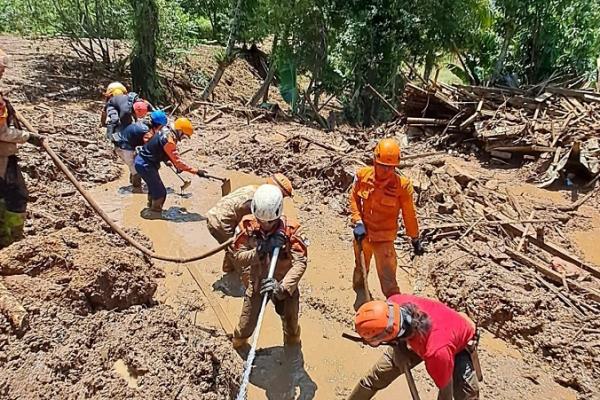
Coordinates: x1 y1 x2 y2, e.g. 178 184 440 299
349 138 423 299
206 173 293 273
230 184 307 349
348 295 481 399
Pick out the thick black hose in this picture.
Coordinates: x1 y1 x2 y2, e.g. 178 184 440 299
17 111 230 263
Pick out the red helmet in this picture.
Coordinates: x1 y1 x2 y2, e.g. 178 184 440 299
133 101 149 118
355 300 402 346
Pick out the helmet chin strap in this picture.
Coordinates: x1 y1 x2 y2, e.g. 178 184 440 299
397 307 413 339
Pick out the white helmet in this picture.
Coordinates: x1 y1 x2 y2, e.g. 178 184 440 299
251 184 284 222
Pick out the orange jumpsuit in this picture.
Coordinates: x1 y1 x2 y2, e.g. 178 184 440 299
350 166 419 297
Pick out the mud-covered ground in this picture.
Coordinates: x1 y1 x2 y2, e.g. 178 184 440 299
0 36 240 399
1 34 599 400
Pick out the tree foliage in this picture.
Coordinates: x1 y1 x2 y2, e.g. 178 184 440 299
2 0 599 124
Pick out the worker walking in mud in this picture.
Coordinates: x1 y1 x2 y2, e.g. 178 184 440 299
134 114 205 219
0 48 45 247
231 184 307 349
114 110 167 190
206 173 293 274
102 82 152 189
349 294 482 399
350 138 423 301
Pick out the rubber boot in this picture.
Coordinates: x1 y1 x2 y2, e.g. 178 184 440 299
347 383 377 400
232 336 249 350
0 201 9 249
222 250 235 273
141 197 165 220
131 174 143 191
1 211 25 247
284 326 301 347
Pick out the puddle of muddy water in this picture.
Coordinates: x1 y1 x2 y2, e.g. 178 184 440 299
90 165 580 400
91 167 418 399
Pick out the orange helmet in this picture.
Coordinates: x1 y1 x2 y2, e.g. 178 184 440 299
355 300 402 346
174 117 194 137
267 173 293 197
374 138 401 166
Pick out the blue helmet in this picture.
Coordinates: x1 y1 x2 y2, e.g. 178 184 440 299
150 110 168 127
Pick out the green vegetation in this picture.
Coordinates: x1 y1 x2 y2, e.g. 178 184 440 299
1 0 599 123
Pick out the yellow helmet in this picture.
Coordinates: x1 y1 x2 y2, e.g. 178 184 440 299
105 82 127 98
174 117 194 137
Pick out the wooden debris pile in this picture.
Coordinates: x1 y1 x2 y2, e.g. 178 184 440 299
399 82 600 187
401 160 600 313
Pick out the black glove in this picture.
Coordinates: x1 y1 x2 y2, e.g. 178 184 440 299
260 277 287 300
257 229 287 257
27 132 45 146
353 222 366 242
196 169 208 178
412 238 425 256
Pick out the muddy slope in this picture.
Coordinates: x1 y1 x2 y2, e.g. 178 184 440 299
0 35 240 399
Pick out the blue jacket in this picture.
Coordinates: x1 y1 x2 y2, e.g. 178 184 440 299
117 121 150 150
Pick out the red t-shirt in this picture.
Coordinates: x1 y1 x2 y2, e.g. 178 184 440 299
388 294 475 388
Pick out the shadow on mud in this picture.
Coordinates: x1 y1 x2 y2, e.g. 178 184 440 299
162 207 206 222
249 345 318 400
213 272 246 298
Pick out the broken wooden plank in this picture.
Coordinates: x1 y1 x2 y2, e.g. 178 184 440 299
487 145 557 153
484 211 600 279
504 247 600 302
558 185 599 212
422 218 554 231
517 211 536 252
367 84 403 119
406 117 451 126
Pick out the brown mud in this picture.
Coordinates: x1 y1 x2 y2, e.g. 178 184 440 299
1 35 599 399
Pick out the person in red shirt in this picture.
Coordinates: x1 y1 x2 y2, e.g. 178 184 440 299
348 294 481 400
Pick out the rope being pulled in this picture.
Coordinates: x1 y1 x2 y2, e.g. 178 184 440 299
17 111 231 263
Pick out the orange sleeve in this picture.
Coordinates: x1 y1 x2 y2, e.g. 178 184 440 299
163 136 197 174
349 172 363 224
398 176 419 238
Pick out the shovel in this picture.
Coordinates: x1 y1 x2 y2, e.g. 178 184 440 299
199 172 232 196
167 165 192 193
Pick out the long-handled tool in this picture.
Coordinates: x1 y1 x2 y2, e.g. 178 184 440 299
200 172 232 196
341 330 421 400
167 165 191 193
357 239 371 302
235 247 281 400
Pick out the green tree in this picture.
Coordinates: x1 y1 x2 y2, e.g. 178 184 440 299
201 0 244 100
131 0 163 102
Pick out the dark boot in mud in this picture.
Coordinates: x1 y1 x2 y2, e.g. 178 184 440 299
140 197 165 220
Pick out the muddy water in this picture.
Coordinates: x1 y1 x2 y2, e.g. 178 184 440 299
90 164 583 400
91 167 417 399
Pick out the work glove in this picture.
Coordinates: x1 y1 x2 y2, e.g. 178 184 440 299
353 222 366 242
196 169 208 178
27 132 45 147
412 238 425 256
257 229 287 257
260 277 287 300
